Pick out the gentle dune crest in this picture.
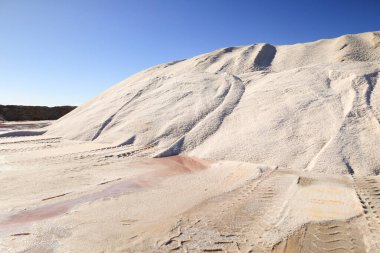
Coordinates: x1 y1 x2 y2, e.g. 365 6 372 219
2 31 380 252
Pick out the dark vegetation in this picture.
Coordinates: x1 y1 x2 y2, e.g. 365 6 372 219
0 105 76 121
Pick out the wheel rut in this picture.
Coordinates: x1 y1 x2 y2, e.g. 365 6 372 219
154 169 300 253
273 220 366 253
353 176 380 251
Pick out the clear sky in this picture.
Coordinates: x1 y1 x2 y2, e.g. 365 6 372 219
0 0 379 106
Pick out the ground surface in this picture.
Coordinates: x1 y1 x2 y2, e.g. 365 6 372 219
0 128 379 252
0 121 52 134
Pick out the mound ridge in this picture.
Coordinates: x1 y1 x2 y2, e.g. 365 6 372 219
47 31 380 175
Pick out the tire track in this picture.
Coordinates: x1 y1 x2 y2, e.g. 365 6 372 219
273 220 366 253
155 169 299 252
353 176 380 251
2 141 158 170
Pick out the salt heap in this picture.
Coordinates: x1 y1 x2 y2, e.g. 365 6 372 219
47 31 380 175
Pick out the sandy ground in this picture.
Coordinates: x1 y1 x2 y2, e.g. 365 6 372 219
0 131 379 252
0 121 52 134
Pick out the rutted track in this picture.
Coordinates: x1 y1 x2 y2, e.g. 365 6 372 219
273 220 366 253
354 176 380 251
155 169 301 252
0 135 160 171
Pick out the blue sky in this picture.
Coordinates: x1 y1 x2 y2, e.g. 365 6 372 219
0 0 379 106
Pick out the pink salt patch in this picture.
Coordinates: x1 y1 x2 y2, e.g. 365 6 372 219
0 156 212 227
140 155 212 173
0 181 143 227
153 155 212 171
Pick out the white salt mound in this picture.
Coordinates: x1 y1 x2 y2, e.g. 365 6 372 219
47 31 380 175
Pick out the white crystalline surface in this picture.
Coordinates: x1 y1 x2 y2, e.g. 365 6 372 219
48 31 380 175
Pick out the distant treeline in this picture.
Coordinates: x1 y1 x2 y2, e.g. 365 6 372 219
0 105 76 121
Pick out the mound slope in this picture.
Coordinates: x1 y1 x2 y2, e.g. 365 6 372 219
47 31 380 175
